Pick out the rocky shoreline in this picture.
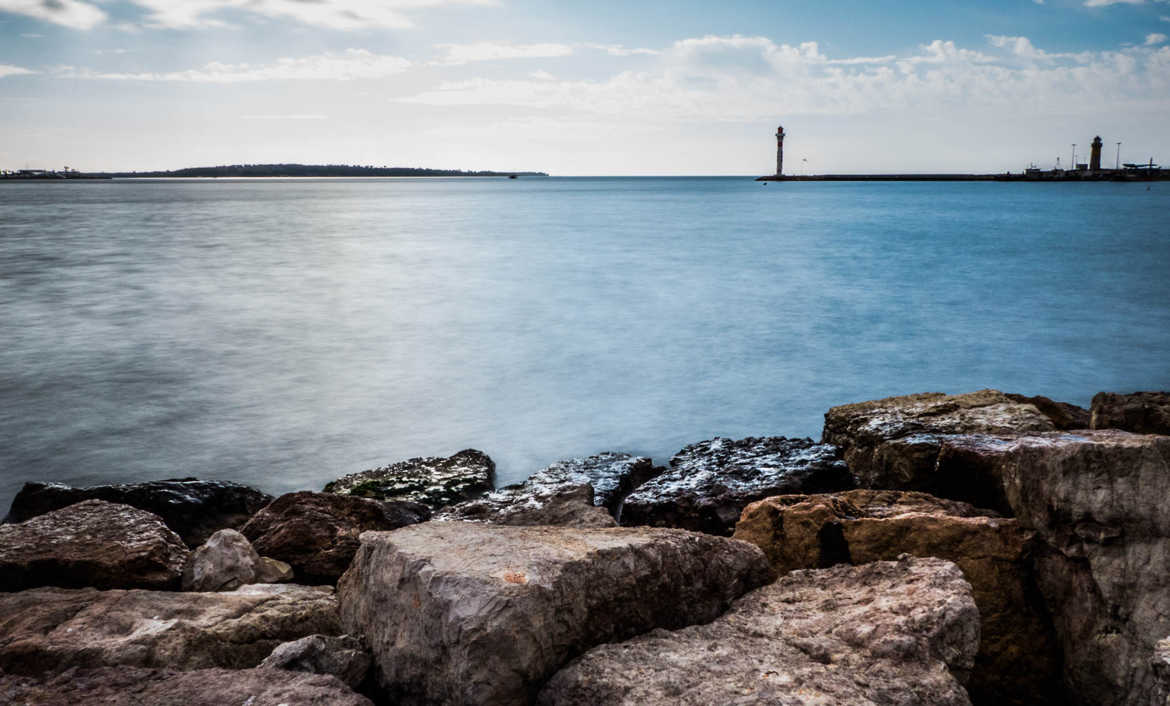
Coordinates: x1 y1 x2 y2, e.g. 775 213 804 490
1 388 1168 705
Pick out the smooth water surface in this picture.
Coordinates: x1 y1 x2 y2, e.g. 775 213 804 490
2 177 1168 510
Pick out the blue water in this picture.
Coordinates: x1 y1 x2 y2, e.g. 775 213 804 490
1 177 1167 512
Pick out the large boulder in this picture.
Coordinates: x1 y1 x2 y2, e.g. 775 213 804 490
1091 391 1170 434
539 557 980 706
0 499 188 591
241 491 429 583
182 528 291 592
259 634 371 690
0 583 340 675
733 490 1063 705
3 478 273 547
0 667 372 705
619 436 851 535
822 390 1058 512
338 522 774 705
323 449 495 509
991 430 1170 706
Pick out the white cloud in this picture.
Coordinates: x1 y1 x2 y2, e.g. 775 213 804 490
241 114 328 120
0 0 105 29
20 33 44 38
433 41 574 65
1146 32 1169 44
1083 0 1146 6
581 43 660 57
0 64 35 78
56 49 410 82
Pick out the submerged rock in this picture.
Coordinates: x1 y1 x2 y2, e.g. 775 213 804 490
539 557 980 706
338 521 774 705
0 499 188 591
733 489 1063 705
241 491 429 583
2 478 273 547
323 449 495 509
0 666 372 706
619 436 851 535
259 634 371 690
182 528 266 592
0 584 340 675
1091 391 1170 435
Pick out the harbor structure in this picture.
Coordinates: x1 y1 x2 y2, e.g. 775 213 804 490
775 125 785 177
1090 136 1103 172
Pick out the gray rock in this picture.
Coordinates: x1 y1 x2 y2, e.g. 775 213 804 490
1091 391 1170 434
259 634 371 689
537 453 660 515
0 666 372 705
0 499 188 591
1004 393 1091 430
0 584 341 675
539 557 980 706
337 522 774 705
182 528 263 592
619 436 852 535
323 449 495 509
2 478 273 547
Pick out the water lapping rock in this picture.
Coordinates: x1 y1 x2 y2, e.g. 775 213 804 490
2 478 273 547
0 499 188 591
338 521 774 705
619 436 852 535
538 557 981 706
323 449 495 509
240 491 429 583
0 583 341 675
1091 391 1170 435
732 489 1063 705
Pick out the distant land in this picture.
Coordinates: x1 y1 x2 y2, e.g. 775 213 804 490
2 164 549 180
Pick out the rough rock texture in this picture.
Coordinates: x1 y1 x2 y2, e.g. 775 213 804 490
0 584 341 675
0 666 372 706
991 430 1170 706
259 634 371 689
538 453 661 515
436 480 617 528
338 522 774 705
323 449 495 509
822 390 1057 512
0 499 188 591
257 556 295 583
182 528 264 591
539 557 980 706
733 490 1063 705
2 478 273 547
1005 393 1091 430
1091 391 1170 434
619 436 852 536
241 491 430 583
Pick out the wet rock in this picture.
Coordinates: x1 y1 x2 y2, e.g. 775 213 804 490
0 499 188 591
733 489 1063 706
619 436 851 536
0 583 340 675
0 666 372 706
337 522 774 705
992 430 1170 706
323 449 495 509
538 453 660 515
539 557 980 706
1005 393 1091 430
1091 391 1170 434
241 491 430 583
2 478 273 547
259 634 371 689
436 480 617 528
181 528 288 592
822 390 1057 511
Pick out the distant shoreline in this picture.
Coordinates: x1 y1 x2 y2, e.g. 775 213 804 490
1 164 549 180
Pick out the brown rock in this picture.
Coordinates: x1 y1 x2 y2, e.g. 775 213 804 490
241 491 430 583
338 522 774 705
259 634 371 689
538 557 980 706
0 584 340 675
256 556 294 583
1004 393 1091 430
0 666 372 705
0 499 188 591
733 489 1064 705
323 449 495 509
1091 391 1170 434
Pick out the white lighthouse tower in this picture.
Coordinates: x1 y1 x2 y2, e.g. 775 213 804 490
775 124 786 177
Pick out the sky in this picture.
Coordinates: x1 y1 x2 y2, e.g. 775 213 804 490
1 0 1168 175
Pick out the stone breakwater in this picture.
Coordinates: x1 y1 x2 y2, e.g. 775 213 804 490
1 389 1168 705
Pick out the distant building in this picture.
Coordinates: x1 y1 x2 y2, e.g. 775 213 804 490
775 125 786 176
1090 137 1103 172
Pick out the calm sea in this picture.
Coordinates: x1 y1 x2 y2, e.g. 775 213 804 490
1 177 1167 512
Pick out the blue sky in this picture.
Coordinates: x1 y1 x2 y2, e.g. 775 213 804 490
1 0 1168 174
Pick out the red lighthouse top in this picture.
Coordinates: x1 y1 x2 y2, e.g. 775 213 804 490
776 125 786 138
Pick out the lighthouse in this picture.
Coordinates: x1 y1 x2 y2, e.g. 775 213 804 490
775 125 786 176
1090 136 1103 172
